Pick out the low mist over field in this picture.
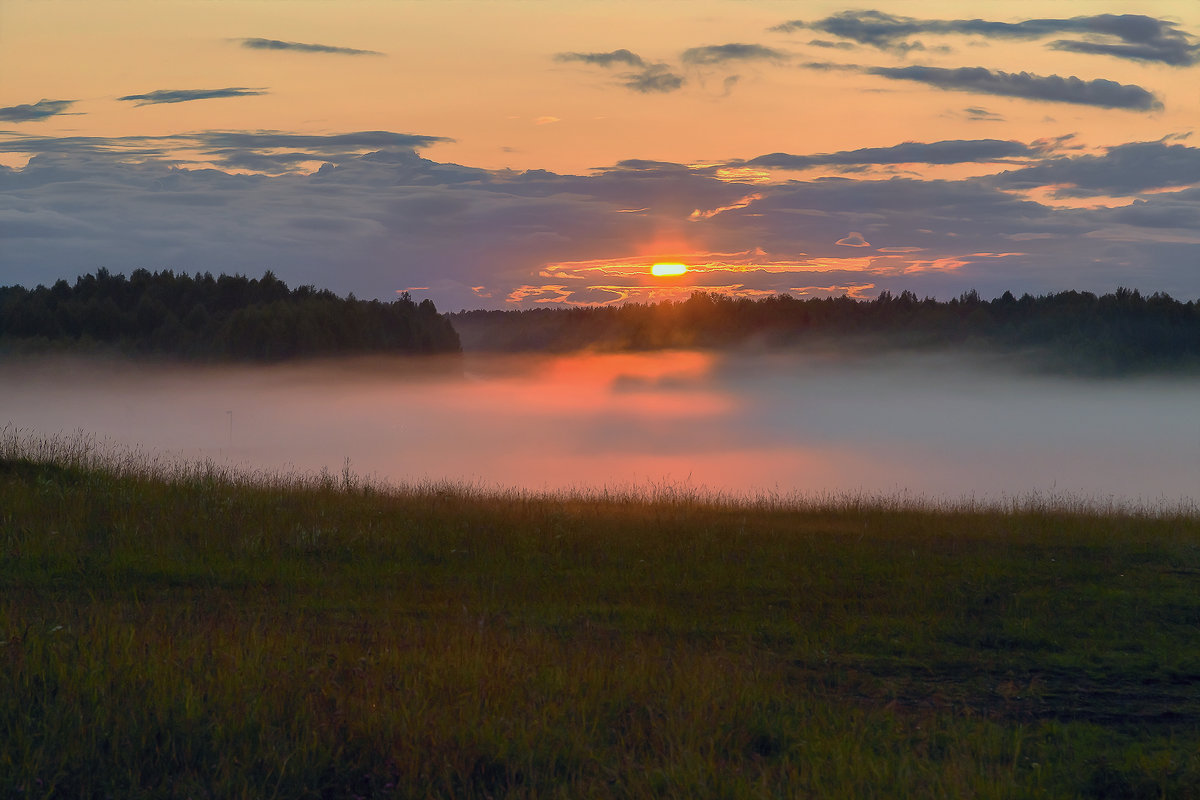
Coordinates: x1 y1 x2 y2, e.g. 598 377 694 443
3 351 1196 504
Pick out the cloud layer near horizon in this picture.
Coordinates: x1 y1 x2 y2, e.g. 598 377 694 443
3 130 1199 309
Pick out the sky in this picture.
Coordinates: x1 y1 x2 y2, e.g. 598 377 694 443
2 0 1199 311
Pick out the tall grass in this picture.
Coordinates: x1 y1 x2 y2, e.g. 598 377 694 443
2 427 1199 798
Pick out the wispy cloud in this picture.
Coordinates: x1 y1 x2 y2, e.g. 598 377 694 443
0 130 453 174
117 88 267 106
623 65 685 93
0 99 76 122
239 38 382 56
555 49 646 68
745 139 1034 170
555 49 685 94
866 66 1162 111
963 107 1004 123
196 131 451 151
681 43 788 65
773 11 1200 65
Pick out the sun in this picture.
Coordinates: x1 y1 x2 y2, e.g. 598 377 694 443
651 262 688 277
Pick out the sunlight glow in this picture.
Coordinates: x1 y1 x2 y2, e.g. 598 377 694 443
651 263 688 277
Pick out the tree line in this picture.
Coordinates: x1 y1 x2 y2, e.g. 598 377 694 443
0 269 461 361
452 288 1200 374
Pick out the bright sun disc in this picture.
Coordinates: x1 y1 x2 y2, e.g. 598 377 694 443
651 263 688 277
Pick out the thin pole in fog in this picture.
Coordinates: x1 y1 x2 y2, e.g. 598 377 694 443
226 410 233 448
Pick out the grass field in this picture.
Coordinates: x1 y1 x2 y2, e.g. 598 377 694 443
2 429 1199 798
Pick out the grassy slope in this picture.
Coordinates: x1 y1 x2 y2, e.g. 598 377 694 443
2 435 1199 798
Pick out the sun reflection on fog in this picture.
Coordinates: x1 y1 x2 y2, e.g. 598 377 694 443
3 352 1198 503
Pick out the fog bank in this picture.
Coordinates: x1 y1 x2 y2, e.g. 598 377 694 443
2 351 1197 504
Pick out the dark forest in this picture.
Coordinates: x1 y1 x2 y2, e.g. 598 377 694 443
0 269 461 361
454 288 1200 374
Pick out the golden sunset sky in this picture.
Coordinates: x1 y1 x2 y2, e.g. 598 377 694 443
2 0 1199 309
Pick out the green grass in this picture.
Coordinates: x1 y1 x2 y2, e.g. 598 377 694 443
2 428 1199 798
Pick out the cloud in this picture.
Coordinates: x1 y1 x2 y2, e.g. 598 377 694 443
681 43 788 65
0 130 453 176
995 141 1200 196
117 88 267 106
2 131 1199 309
623 65 685 94
554 50 683 94
836 232 871 247
806 39 857 51
555 49 646 68
1057 14 1200 66
745 138 1034 170
773 11 1200 65
1110 199 1200 230
865 66 1162 111
0 99 77 122
196 130 451 151
798 61 861 73
963 107 1004 122
239 38 382 56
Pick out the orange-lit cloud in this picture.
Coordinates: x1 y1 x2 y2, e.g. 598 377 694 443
689 192 764 220
901 256 971 273
790 283 877 299
543 250 886 281
1001 183 1140 210
501 246 1042 306
504 281 798 307
714 166 773 185
506 284 574 304
835 231 871 247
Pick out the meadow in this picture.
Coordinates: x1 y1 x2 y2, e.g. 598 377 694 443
2 429 1199 798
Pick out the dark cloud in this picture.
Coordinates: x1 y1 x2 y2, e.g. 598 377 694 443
1110 200 1200 230
798 61 861 72
1045 15 1200 66
0 130 453 176
117 88 267 106
746 139 1034 170
555 49 646 68
1048 36 1196 66
995 141 1200 196
865 66 1162 110
622 65 685 94
195 130 452 152
772 11 1200 65
239 38 382 56
807 39 857 51
0 99 77 122
554 50 682 93
963 106 1004 122
681 43 788 65
609 159 693 172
